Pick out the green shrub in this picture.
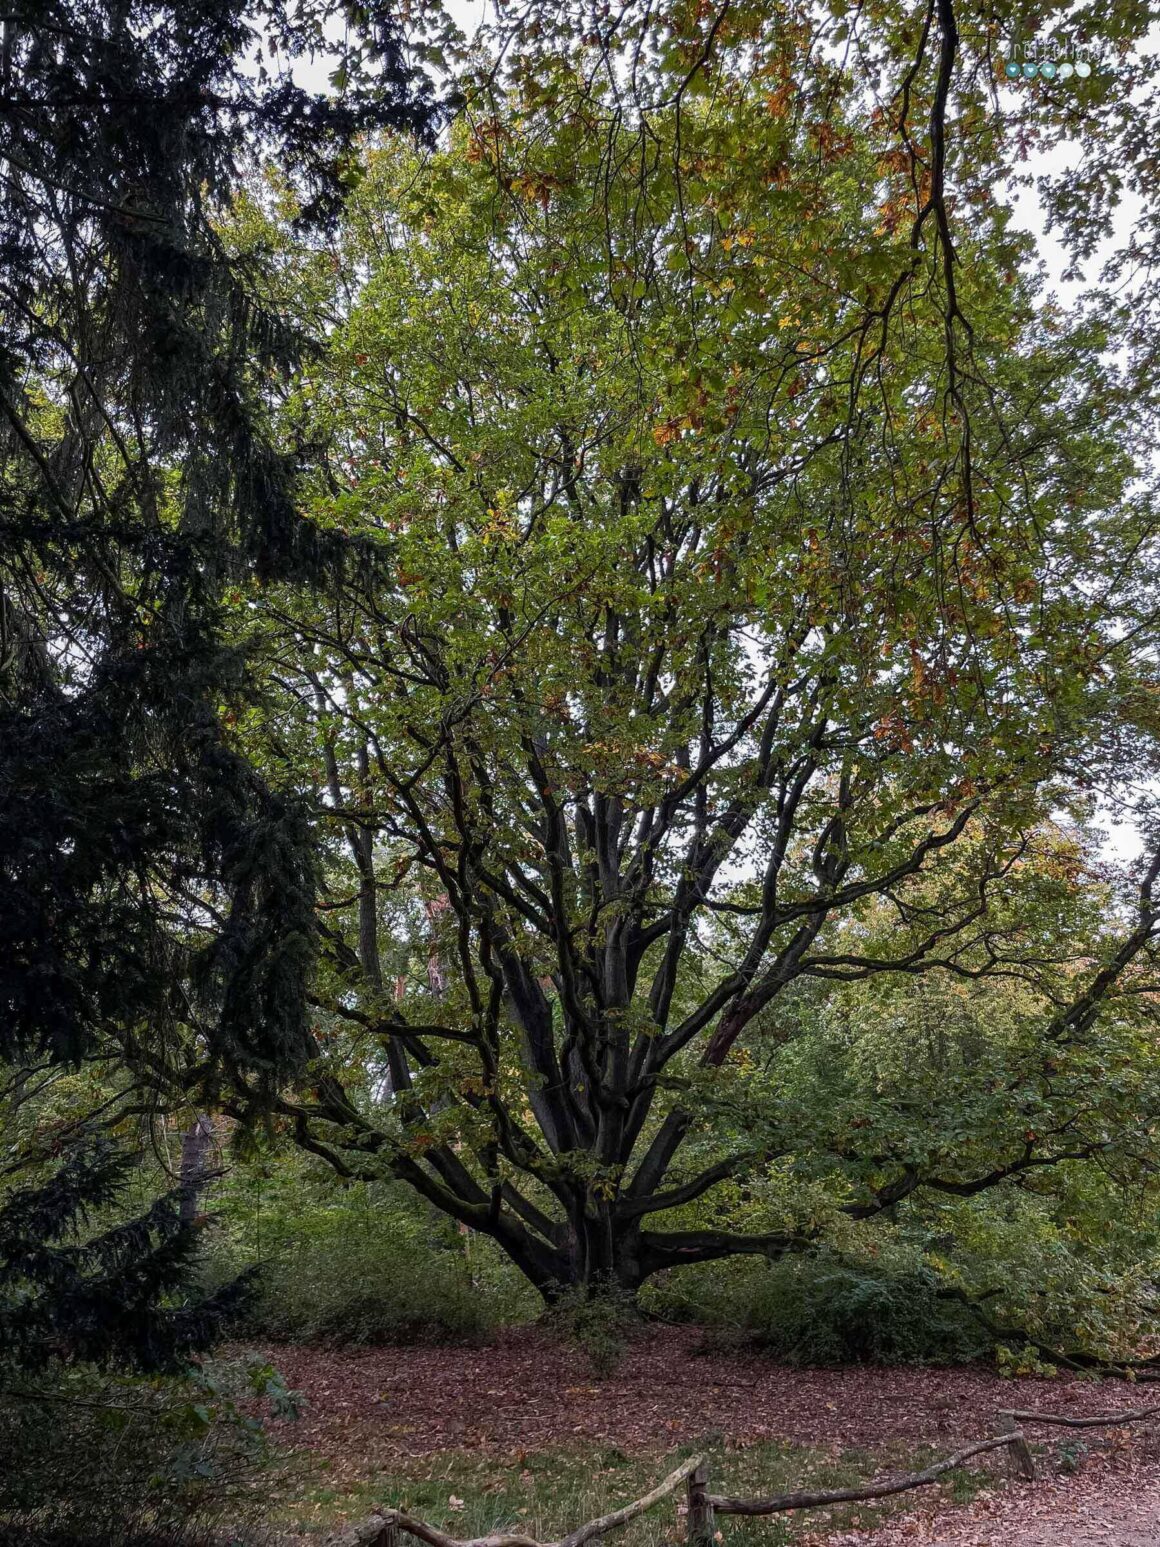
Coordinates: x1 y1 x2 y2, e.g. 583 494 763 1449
996 1342 1059 1379
0 1357 280 1544
645 1254 989 1366
543 1278 638 1376
204 1166 536 1345
241 1229 493 1344
744 1258 989 1365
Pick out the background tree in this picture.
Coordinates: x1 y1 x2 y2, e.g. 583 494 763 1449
233 0 1160 1300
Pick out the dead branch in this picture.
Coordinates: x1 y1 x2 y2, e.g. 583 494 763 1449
323 1515 540 1547
557 1454 705 1547
1000 1402 1160 1431
325 1454 705 1547
705 1432 1020 1515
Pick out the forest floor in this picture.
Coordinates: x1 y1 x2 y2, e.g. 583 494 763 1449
242 1326 1160 1545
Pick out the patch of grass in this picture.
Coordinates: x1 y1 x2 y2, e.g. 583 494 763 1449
267 1434 1000 1544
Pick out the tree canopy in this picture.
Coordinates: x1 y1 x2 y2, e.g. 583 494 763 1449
222 1 1160 1301
6 0 1160 1347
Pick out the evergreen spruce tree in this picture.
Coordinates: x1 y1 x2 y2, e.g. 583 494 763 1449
0 0 437 1367
0 1133 248 1375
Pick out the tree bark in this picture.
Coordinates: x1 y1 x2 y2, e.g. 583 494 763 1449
178 1113 215 1222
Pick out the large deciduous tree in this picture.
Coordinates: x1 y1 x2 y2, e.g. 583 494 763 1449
250 0 1160 1297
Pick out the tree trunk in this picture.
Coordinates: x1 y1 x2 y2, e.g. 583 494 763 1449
178 1113 215 1222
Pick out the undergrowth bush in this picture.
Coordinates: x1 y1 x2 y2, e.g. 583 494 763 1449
744 1259 990 1365
0 1356 284 1544
543 1277 639 1376
238 1220 492 1344
205 1163 537 1345
644 1254 990 1366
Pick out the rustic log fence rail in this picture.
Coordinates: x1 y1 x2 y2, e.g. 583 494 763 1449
326 1400 1160 1547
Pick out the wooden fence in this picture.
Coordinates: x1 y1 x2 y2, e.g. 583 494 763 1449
327 1400 1160 1547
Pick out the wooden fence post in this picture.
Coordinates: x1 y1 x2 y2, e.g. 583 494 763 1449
996 1412 1035 1481
687 1460 715 1546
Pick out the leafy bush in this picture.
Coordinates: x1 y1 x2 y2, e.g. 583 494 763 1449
0 1356 282 1544
645 1255 989 1366
928 1185 1160 1365
543 1278 638 1376
744 1259 989 1365
205 1163 536 1344
239 1225 493 1344
996 1343 1059 1379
